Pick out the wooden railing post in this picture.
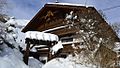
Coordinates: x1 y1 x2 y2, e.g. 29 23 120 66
23 41 30 65
47 46 52 61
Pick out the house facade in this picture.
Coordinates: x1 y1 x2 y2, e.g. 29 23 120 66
22 3 120 67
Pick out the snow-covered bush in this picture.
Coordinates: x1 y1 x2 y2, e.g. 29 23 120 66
0 16 43 68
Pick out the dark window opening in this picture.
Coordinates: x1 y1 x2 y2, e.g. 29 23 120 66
60 37 73 42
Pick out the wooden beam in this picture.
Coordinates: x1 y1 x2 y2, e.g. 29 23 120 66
51 27 79 36
62 41 80 45
35 46 49 49
37 49 49 53
25 38 53 46
42 25 68 33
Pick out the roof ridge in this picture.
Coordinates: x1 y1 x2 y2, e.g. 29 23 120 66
47 2 93 7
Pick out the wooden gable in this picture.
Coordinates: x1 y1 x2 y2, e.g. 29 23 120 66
22 3 119 40
22 3 96 34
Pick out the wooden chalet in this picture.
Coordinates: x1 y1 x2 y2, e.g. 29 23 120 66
22 2 120 65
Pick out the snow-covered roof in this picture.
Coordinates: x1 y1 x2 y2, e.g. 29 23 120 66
25 31 59 42
47 2 93 7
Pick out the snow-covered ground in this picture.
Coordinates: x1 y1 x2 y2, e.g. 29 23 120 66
0 48 28 68
42 55 96 68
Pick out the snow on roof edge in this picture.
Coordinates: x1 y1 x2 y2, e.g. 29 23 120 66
47 2 94 8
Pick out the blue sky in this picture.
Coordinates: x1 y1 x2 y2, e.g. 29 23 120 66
6 0 120 23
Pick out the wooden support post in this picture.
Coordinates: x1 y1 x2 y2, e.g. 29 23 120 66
23 41 30 65
47 47 52 61
47 48 51 61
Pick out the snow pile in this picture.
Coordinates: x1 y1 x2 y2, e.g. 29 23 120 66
0 48 28 68
42 56 95 68
51 41 63 55
28 57 43 68
25 31 59 42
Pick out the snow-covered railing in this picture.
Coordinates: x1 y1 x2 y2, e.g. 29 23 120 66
25 31 59 42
